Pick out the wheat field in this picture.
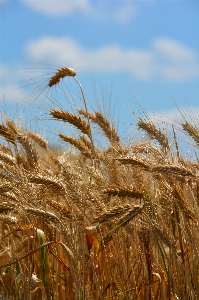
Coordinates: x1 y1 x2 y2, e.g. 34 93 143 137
0 67 199 300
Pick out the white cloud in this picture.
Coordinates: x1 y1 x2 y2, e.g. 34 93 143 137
25 36 199 81
20 0 90 16
20 0 138 22
0 64 32 103
154 38 197 62
26 36 153 79
115 3 138 23
0 84 27 103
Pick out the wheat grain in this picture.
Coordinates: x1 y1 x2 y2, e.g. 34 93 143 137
115 156 150 170
79 109 120 143
48 67 76 87
28 174 65 193
59 134 92 159
92 205 132 225
0 215 18 225
137 120 169 149
17 133 38 163
105 185 144 198
79 135 93 151
182 121 199 147
28 131 48 150
46 198 70 216
0 124 15 144
24 207 60 222
51 110 91 136
0 202 15 213
152 164 196 177
0 151 16 165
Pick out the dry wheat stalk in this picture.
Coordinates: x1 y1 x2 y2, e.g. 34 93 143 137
62 167 84 207
0 192 19 204
0 151 16 165
0 202 15 213
28 174 64 192
0 124 15 144
17 133 38 163
98 204 145 253
151 221 176 249
131 141 164 159
0 183 13 194
95 112 120 143
85 165 106 187
59 134 92 159
6 119 19 134
92 205 133 225
79 135 93 151
172 184 197 222
0 169 21 183
28 131 48 150
0 214 18 225
152 164 196 177
115 156 150 170
78 109 96 121
14 236 34 253
115 204 145 228
182 122 199 147
48 67 76 87
79 109 120 143
46 198 70 216
137 120 169 149
24 207 60 222
0 145 13 155
51 110 90 137
105 185 145 198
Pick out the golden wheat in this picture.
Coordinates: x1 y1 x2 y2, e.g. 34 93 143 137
48 67 76 87
1 69 199 299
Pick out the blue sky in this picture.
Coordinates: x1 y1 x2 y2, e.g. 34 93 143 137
0 0 199 143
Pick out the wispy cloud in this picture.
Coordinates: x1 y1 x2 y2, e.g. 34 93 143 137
20 0 91 16
25 36 199 81
115 3 138 23
20 0 138 22
0 0 8 4
0 65 29 103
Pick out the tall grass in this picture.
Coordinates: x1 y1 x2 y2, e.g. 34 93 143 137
0 67 199 299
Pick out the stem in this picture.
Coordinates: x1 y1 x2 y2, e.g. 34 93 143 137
74 77 95 159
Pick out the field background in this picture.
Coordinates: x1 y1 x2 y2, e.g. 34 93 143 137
1 1 199 299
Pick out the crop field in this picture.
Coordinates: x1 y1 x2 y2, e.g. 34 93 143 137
0 67 199 299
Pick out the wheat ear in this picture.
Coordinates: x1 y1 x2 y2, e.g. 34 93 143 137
59 134 92 159
137 120 169 149
115 156 150 170
48 67 76 87
28 131 48 150
79 109 120 144
50 110 90 137
182 122 199 148
0 124 15 144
